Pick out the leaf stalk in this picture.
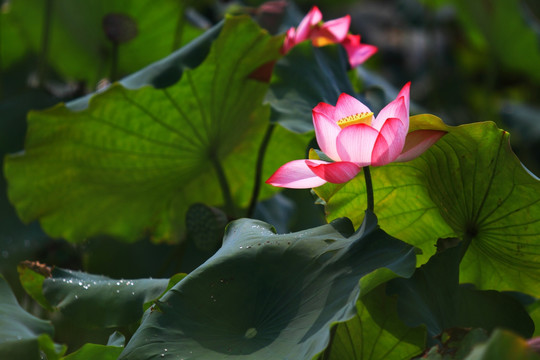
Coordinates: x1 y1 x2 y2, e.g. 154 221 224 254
363 166 374 212
247 123 275 217
210 153 236 217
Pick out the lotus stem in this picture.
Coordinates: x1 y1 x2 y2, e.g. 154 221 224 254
38 0 54 87
210 153 235 217
363 166 374 212
247 123 275 218
172 1 186 50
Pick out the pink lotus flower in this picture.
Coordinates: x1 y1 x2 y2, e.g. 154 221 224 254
281 6 377 67
266 83 447 189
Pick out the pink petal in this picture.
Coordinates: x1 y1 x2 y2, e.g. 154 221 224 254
335 123 379 165
266 159 328 189
334 93 372 121
395 129 447 162
341 34 378 67
371 118 408 166
396 82 411 115
312 109 342 161
372 96 408 131
281 27 296 54
306 160 361 184
313 101 337 120
311 15 350 45
295 6 322 44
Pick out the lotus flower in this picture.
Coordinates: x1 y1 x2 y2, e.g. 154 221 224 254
266 83 447 189
281 6 377 67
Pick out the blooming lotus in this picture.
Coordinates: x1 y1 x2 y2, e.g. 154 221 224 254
282 6 377 67
266 83 447 189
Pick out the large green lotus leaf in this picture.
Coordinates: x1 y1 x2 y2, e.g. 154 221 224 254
266 42 356 133
119 215 417 360
61 344 123 360
20 265 171 328
315 116 540 294
322 284 425 360
0 275 63 360
387 244 534 343
1 0 204 84
4 16 308 242
58 331 124 360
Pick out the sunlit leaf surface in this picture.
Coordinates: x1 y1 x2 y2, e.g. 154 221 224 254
5 16 309 242
324 285 426 360
61 343 123 360
315 116 540 294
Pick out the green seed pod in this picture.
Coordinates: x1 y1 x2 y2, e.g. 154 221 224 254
185 203 228 252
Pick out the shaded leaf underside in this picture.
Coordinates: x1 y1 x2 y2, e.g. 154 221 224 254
119 215 417 360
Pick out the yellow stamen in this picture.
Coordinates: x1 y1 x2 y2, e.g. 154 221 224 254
312 36 334 47
337 112 373 129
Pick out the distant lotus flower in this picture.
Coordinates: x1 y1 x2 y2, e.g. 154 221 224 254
341 34 378 67
281 6 377 67
266 83 447 189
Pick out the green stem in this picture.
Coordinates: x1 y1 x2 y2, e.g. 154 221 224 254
210 153 235 217
363 166 374 212
247 123 275 218
38 0 53 87
172 1 186 51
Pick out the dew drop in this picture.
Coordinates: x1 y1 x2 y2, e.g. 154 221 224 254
116 290 120 293
244 327 257 339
